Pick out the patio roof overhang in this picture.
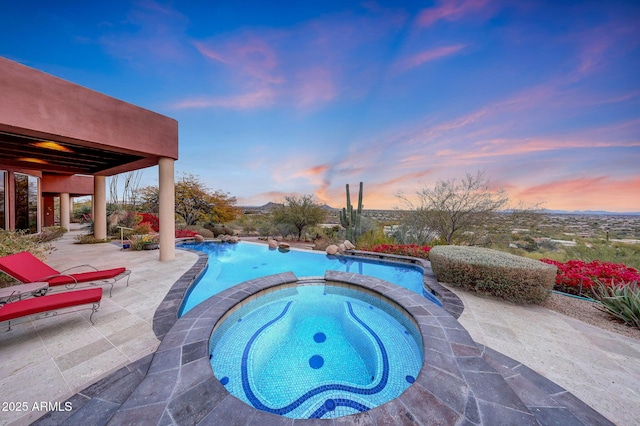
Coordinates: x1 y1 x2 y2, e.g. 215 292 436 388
0 56 178 176
0 131 148 176
1 57 178 260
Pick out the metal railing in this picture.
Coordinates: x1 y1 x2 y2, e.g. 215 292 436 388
117 226 134 248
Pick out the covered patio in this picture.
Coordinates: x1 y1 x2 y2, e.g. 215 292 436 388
0 57 177 260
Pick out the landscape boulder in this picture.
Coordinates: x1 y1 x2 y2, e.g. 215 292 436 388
343 240 355 250
326 245 339 255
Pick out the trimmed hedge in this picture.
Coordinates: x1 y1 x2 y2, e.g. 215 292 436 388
430 245 557 304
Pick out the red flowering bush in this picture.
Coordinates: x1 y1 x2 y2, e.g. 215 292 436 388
540 258 640 296
175 229 199 238
138 213 160 232
359 244 431 259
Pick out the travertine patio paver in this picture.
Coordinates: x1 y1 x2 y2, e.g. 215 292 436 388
447 284 640 426
0 225 198 425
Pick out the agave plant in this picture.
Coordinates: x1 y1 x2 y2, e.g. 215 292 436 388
592 280 640 329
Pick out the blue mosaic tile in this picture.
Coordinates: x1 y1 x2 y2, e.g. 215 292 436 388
309 355 324 369
325 399 336 411
210 285 422 419
313 332 326 343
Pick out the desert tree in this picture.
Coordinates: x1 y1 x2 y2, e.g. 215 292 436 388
271 195 326 240
137 185 160 214
108 171 143 210
399 171 511 245
135 173 239 226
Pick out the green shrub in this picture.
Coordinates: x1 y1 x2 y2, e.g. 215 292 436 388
357 228 395 248
31 226 67 243
128 234 159 251
72 204 92 222
592 280 640 329
0 230 52 286
0 230 51 259
74 235 111 244
132 222 154 235
565 241 640 271
430 245 557 304
312 237 332 251
184 225 214 238
203 222 235 237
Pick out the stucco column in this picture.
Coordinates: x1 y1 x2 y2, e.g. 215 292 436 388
158 157 175 261
94 176 107 240
60 192 70 230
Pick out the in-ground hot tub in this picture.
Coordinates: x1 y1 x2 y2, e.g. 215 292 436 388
209 281 423 419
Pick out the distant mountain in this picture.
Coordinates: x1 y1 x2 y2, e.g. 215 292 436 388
320 204 338 210
242 202 338 211
257 202 282 210
540 209 640 216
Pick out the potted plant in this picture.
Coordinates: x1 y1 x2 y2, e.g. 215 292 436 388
128 233 159 250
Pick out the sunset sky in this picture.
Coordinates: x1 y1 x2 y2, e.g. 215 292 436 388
2 1 639 212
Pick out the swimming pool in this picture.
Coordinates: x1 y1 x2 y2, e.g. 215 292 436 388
179 241 439 315
209 282 423 419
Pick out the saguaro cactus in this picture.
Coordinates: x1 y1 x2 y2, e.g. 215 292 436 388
339 182 364 243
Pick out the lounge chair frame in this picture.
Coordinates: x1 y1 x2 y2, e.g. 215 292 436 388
0 252 131 297
26 301 101 329
37 265 132 297
1 288 103 331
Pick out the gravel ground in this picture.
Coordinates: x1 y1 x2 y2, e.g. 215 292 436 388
540 292 640 340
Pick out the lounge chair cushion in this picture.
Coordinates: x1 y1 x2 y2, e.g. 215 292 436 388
0 252 127 287
46 268 128 286
0 288 103 323
0 252 59 283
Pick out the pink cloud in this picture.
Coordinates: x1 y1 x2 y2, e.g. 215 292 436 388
394 44 466 72
516 176 640 212
293 67 338 107
171 88 277 110
193 42 229 64
195 36 283 85
293 164 331 179
376 170 434 189
100 1 190 64
565 18 640 79
417 0 490 27
178 7 407 110
438 136 640 161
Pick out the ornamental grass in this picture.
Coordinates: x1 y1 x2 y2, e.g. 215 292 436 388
430 245 557 304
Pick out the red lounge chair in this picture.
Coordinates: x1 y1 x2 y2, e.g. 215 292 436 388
0 287 102 331
0 252 131 297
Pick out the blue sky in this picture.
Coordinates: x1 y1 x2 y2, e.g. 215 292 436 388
2 0 639 211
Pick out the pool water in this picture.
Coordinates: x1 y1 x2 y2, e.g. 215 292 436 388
209 284 423 419
180 241 437 314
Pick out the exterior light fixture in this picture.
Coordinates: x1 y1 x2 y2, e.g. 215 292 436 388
17 157 49 164
32 141 74 152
